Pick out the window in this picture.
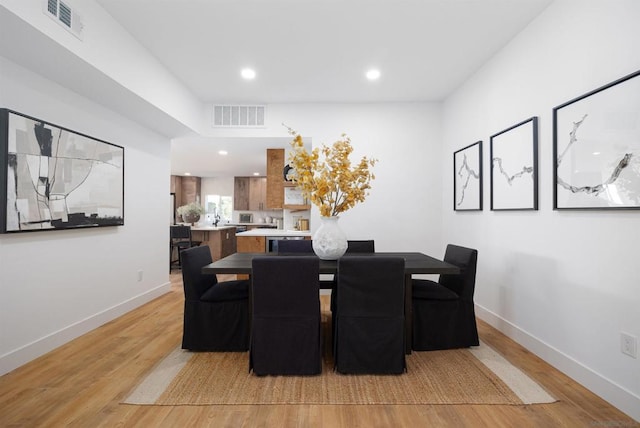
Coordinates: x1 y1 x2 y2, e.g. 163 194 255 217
205 195 232 223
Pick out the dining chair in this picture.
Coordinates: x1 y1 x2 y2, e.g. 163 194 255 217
180 246 250 351
329 239 377 308
276 239 313 253
346 240 375 253
412 244 479 351
250 256 322 376
170 225 198 269
333 256 406 374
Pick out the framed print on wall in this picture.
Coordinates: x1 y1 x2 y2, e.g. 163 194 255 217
0 109 125 233
490 117 539 211
454 141 483 211
553 69 640 210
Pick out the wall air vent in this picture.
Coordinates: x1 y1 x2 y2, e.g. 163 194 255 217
43 0 83 40
213 105 266 128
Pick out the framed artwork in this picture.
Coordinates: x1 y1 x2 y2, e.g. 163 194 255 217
490 117 538 210
454 141 483 211
0 109 124 233
553 70 640 209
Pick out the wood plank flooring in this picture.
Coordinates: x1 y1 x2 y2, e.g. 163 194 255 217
0 273 637 427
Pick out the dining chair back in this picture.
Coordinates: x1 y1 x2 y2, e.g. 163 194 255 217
346 240 375 253
411 244 479 351
170 225 196 269
180 246 250 351
328 239 377 308
250 256 322 375
276 239 313 253
333 256 406 374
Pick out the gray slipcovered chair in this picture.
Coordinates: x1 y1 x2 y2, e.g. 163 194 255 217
180 246 250 351
333 256 406 374
250 256 322 376
412 244 479 351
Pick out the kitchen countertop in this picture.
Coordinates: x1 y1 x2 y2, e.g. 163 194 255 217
226 222 277 227
236 229 312 237
190 225 236 231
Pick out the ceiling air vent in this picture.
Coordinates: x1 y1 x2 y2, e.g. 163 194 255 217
43 0 83 40
213 105 266 128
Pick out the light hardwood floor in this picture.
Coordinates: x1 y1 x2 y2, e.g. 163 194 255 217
0 273 637 428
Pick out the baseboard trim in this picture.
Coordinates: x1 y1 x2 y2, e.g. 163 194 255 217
476 304 640 422
0 282 171 376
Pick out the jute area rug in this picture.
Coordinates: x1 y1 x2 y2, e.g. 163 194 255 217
123 340 555 406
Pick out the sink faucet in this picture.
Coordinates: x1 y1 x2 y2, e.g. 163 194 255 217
213 214 220 227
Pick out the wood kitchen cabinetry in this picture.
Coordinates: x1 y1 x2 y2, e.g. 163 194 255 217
191 227 237 261
237 235 266 253
266 148 284 209
171 175 201 208
234 176 267 211
235 234 266 279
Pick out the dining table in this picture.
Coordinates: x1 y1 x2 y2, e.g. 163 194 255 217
202 252 460 354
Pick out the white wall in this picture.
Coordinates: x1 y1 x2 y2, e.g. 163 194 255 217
0 55 172 375
0 0 203 136
442 0 640 420
204 102 444 254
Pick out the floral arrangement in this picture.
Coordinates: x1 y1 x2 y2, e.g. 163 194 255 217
286 125 377 217
177 202 204 219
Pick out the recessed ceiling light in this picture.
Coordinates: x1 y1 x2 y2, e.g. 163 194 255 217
218 150 228 155
184 172 191 176
366 69 381 80
241 68 256 80
253 172 260 176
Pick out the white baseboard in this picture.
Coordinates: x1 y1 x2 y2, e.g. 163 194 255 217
0 282 171 376
476 304 640 422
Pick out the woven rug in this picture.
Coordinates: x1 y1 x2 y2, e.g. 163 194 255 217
123 340 555 406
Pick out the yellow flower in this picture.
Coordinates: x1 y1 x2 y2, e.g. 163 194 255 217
284 125 377 217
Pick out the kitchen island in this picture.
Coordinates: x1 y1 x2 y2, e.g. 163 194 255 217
190 225 237 261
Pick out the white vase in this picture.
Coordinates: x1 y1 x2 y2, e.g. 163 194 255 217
312 216 348 260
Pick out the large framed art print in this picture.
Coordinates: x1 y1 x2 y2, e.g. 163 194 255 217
0 109 124 233
454 141 483 211
553 70 640 210
490 117 538 211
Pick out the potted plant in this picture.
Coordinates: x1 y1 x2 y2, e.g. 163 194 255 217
177 202 204 225
286 125 377 259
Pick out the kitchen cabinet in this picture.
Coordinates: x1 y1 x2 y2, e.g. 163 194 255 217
191 226 237 261
236 234 266 279
237 235 266 253
171 175 201 207
266 148 284 209
234 176 266 211
249 177 266 210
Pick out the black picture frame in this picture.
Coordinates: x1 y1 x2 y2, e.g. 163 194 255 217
0 109 125 233
454 141 483 211
490 117 539 211
553 70 640 210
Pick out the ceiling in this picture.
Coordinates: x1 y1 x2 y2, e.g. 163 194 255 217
98 0 552 177
170 136 296 178
97 0 553 104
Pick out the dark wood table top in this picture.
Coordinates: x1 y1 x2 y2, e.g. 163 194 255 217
202 252 459 275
